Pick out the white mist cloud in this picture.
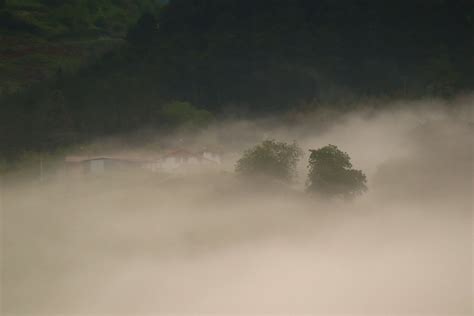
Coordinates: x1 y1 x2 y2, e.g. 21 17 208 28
1 97 472 315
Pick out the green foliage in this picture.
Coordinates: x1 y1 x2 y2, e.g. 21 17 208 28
1 0 473 161
236 140 303 182
2 0 163 37
307 145 367 199
150 0 473 109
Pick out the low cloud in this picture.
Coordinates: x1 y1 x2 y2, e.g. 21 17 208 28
1 96 472 315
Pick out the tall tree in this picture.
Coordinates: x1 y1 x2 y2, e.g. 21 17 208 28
236 140 303 182
307 145 367 199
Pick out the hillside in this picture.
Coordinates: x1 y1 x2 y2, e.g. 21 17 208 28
0 0 473 164
0 0 166 92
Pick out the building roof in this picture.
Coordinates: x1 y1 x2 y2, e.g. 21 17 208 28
65 155 155 163
65 148 220 164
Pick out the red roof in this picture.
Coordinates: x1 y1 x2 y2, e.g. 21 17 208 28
65 155 156 163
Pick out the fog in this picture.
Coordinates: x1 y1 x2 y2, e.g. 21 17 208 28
1 97 473 315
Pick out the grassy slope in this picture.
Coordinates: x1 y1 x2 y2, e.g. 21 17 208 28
0 0 162 94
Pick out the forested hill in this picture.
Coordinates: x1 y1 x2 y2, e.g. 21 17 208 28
0 0 166 37
0 0 166 92
154 0 473 108
1 0 473 161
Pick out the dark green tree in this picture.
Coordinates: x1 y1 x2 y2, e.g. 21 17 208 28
236 140 303 182
307 145 367 198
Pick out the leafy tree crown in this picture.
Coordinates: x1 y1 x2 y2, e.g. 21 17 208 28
236 140 303 182
307 144 367 198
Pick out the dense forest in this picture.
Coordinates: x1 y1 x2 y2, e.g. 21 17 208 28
1 0 473 162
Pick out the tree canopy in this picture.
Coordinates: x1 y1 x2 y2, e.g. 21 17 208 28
307 145 367 198
236 140 303 182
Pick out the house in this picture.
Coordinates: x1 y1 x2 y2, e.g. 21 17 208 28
151 148 220 172
160 149 200 170
65 155 152 175
199 147 222 164
64 148 222 175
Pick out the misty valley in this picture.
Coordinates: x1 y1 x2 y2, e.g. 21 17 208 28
0 1 473 314
2 102 472 314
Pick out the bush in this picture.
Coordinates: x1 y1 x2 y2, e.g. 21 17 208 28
236 140 303 182
307 144 367 198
